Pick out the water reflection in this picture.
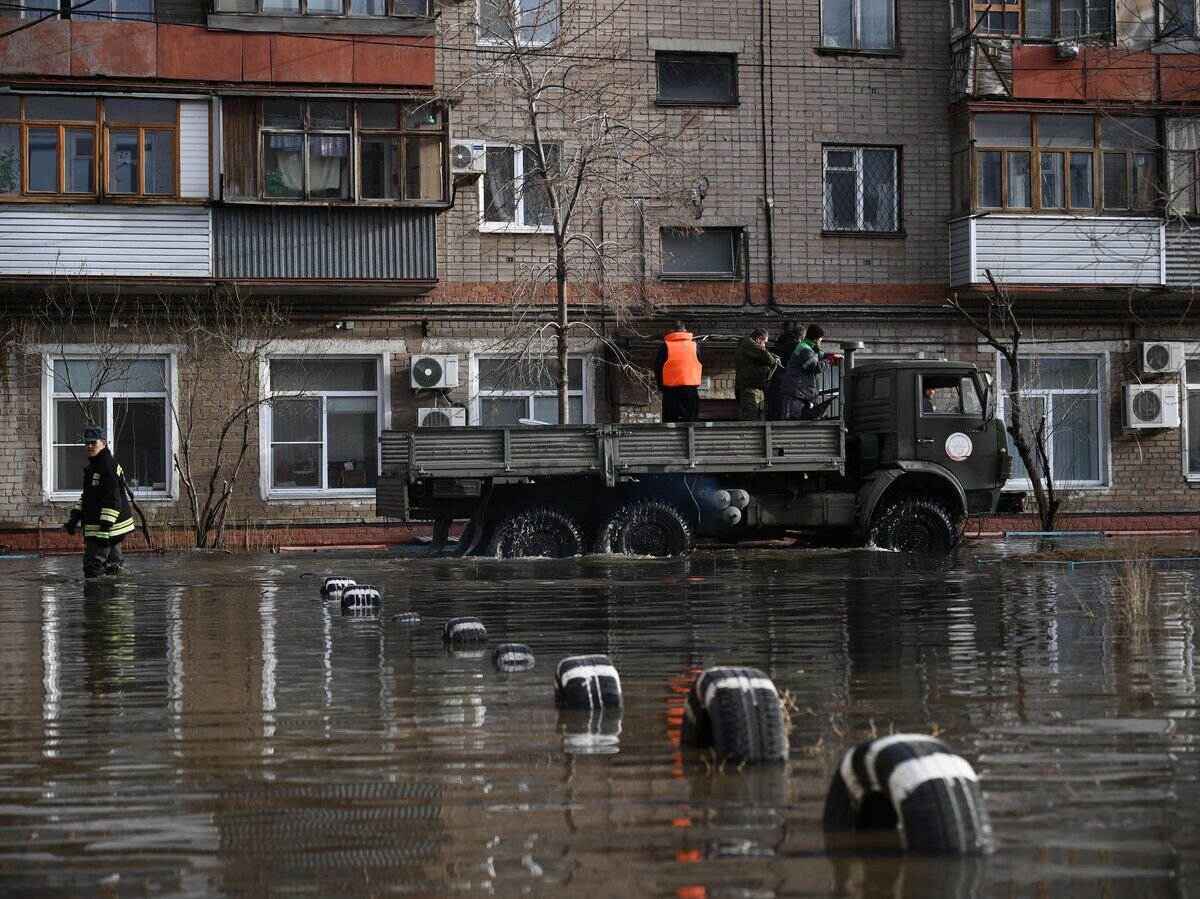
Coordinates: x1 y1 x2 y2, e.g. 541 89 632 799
0 543 1196 894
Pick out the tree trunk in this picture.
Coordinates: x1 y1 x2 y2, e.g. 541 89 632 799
557 243 569 424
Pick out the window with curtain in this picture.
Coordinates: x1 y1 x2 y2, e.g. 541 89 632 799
999 355 1106 486
480 142 560 230
476 356 587 425
268 358 381 492
820 0 896 50
477 0 559 44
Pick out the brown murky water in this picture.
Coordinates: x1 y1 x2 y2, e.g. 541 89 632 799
0 540 1198 897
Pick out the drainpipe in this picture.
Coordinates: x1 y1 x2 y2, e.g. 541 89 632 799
758 0 776 307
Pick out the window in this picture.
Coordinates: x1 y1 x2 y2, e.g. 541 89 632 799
1167 120 1200 215
1162 0 1197 36
222 98 446 204
480 142 559 230
971 0 1021 35
1026 0 1112 38
973 113 1157 213
661 227 740 278
48 358 171 497
920 375 984 416
475 356 588 425
20 0 152 21
822 146 900 233
821 0 896 50
212 0 428 16
656 53 738 105
477 0 558 44
999 355 1106 486
1186 357 1200 478
267 358 380 492
0 95 181 199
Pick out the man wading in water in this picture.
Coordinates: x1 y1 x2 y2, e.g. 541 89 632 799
64 427 135 578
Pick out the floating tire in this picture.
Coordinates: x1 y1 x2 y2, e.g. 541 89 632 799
340 586 381 612
823 734 992 855
321 576 356 599
487 506 585 559
680 667 788 764
492 643 535 672
392 612 422 625
594 500 694 557
443 617 488 645
555 655 622 709
869 498 959 553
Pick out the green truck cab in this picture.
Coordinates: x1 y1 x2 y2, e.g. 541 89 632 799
378 357 1010 557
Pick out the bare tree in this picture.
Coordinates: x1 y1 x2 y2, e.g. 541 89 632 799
948 271 1063 530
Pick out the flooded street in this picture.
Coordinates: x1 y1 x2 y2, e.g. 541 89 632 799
1 541 1198 897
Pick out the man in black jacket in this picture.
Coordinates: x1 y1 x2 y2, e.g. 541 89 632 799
64 427 135 578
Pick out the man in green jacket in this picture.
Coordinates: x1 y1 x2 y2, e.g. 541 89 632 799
734 327 780 421
64 426 135 578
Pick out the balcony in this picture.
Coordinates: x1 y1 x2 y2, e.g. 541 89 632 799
949 215 1165 288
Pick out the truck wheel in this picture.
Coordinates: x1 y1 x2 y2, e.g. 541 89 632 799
486 506 585 559
869 498 958 553
594 500 694 557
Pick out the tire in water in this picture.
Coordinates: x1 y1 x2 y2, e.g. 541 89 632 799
594 500 694 557
680 666 788 764
487 506 585 559
822 734 993 855
869 498 958 553
556 655 622 709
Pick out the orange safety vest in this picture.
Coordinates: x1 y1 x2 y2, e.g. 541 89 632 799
662 332 703 387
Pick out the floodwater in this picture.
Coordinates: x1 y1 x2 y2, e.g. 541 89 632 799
0 540 1198 897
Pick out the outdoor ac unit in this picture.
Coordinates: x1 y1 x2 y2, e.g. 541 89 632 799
449 140 486 175
1124 384 1181 429
1139 341 1185 375
410 354 460 389
417 407 467 427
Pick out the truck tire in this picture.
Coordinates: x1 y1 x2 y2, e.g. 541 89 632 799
486 506 585 559
823 734 992 855
681 667 789 764
869 498 958 553
594 500 694 557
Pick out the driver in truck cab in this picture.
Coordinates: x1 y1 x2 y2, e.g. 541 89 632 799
780 324 842 421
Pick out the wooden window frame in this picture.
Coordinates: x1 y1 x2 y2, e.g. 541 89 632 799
356 101 446 205
102 104 180 199
969 0 1114 39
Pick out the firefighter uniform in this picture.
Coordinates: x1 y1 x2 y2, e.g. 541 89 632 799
68 444 135 578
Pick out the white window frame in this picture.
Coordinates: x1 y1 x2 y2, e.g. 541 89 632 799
822 145 900 233
995 348 1111 490
41 347 179 503
1184 345 1200 482
469 353 593 425
477 140 559 234
475 0 558 46
258 345 391 502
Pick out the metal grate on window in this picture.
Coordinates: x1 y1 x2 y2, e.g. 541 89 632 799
823 146 899 233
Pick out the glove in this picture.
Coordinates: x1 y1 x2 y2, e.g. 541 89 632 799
64 511 81 536
825 353 843 364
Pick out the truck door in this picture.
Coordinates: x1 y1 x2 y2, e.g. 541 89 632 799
915 373 986 471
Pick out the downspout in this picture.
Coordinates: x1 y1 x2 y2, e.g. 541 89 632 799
758 0 776 307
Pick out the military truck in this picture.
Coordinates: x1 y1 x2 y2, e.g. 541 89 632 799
377 357 1012 557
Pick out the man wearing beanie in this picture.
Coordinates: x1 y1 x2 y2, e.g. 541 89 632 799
64 426 136 578
779 324 843 421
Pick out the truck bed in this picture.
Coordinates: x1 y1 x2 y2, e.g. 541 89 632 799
380 420 844 485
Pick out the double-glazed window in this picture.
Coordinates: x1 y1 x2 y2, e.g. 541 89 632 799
820 0 896 51
1162 0 1199 36
477 0 559 45
223 98 446 204
0 96 177 199
1167 120 1200 214
966 0 1111 37
213 0 427 14
481 142 559 230
20 0 152 20
476 356 587 425
656 53 738 105
267 358 381 492
661 227 740 278
1186 357 1200 478
999 355 1106 486
973 113 1157 213
49 358 171 496
823 146 900 233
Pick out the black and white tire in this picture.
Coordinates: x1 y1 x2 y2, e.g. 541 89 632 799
593 500 695 557
486 506 585 559
443 616 488 645
340 586 381 613
680 667 789 764
321 576 356 599
391 612 422 625
869 498 959 554
823 734 992 855
555 655 622 709
492 643 536 672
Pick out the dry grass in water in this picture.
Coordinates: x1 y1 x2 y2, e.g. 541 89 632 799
1114 548 1156 628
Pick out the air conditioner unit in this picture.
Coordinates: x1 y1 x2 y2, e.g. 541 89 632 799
449 140 486 175
1139 341 1185 375
1124 384 1181 429
417 407 467 427
410 354 460 390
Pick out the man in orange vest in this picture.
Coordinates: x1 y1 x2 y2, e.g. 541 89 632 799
655 320 702 423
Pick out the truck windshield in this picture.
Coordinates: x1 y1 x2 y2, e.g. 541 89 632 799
921 375 983 417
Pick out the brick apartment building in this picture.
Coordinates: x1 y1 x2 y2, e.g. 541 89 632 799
0 0 1197 548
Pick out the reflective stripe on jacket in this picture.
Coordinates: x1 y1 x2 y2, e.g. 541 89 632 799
660 332 703 387
77 448 135 544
